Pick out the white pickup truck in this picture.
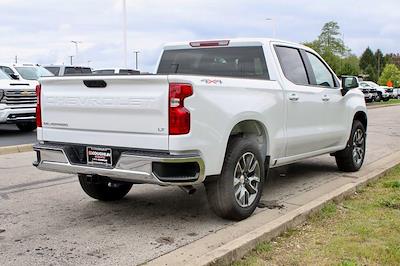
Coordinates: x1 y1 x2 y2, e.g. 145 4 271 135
33 38 367 220
0 70 37 131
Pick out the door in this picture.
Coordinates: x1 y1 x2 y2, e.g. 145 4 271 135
274 46 328 157
303 51 347 148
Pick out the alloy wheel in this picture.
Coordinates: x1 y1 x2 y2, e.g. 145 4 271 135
352 128 365 166
233 152 261 208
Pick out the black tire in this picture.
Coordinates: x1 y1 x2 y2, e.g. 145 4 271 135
375 93 381 102
205 137 265 220
383 97 390 102
16 122 37 132
335 120 366 172
78 174 132 201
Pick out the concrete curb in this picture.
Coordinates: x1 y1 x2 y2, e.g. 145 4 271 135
0 144 33 155
147 151 400 266
367 103 400 109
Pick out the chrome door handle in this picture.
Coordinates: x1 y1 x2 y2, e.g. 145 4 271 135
322 95 330 102
288 93 299 101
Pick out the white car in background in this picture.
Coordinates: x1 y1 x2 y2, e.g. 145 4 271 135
93 68 140 75
359 81 390 102
0 64 54 84
393 88 400 99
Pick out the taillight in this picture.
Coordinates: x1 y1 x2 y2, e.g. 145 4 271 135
169 83 193 135
189 40 230 47
36 84 42 127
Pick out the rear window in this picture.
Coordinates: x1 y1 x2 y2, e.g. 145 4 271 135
157 47 269 80
45 67 60 76
64 67 92 75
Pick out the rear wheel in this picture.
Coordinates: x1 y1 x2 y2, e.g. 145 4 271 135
78 174 132 201
335 120 366 172
205 137 265 220
16 122 36 132
375 93 381 102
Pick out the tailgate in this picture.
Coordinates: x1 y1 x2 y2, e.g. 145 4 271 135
40 75 170 150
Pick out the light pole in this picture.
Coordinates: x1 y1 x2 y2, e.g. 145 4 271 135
133 51 140 70
71 40 82 64
265 18 277 38
122 0 128 67
69 55 74 66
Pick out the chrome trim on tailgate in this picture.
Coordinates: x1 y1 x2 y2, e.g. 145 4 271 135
33 143 205 186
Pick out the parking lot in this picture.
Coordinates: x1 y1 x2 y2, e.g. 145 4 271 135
0 105 399 265
0 125 36 147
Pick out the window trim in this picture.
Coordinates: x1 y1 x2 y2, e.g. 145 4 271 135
302 50 340 89
274 45 311 86
274 45 340 89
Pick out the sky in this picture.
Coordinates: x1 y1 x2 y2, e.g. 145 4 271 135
0 0 399 72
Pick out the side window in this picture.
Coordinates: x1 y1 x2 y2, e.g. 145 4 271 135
45 67 60 76
306 52 336 88
94 70 114 74
275 46 309 85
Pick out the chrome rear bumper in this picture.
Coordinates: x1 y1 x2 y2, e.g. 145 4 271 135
33 143 205 186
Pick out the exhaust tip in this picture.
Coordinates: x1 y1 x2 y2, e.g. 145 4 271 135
180 185 197 195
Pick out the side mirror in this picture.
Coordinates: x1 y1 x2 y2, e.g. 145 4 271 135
9 74 20 80
341 76 359 96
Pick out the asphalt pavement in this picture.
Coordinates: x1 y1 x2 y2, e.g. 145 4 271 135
0 106 400 265
0 124 36 147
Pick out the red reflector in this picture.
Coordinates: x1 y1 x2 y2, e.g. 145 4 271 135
189 40 230 47
169 83 193 135
36 84 42 127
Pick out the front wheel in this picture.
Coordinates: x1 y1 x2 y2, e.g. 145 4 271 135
205 137 265 220
78 174 132 201
335 120 366 172
16 122 37 132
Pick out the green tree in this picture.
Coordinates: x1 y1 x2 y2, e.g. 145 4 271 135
318 21 348 56
378 64 400 86
365 65 378 82
384 54 393 66
337 55 360 76
359 47 375 71
374 49 385 76
304 21 350 75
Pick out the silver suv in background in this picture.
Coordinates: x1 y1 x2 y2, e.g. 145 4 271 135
44 65 92 76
